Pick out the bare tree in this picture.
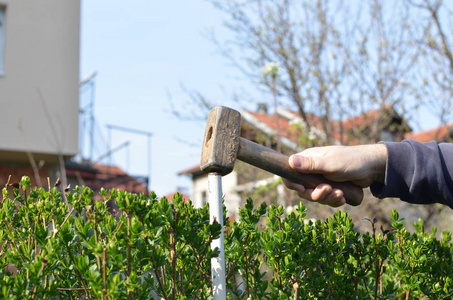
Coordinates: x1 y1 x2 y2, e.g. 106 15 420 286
201 0 425 146
408 0 453 137
346 0 419 142
207 0 360 145
400 0 453 228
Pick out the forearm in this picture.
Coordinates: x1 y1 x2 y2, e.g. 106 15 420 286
364 143 387 185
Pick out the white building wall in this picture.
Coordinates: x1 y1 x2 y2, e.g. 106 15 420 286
192 175 209 208
221 172 241 219
191 171 241 219
0 0 80 161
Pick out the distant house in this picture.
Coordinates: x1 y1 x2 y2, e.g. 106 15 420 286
0 2 147 196
179 163 242 218
179 104 411 219
64 161 149 216
406 123 453 142
335 105 411 144
65 161 148 197
0 0 80 187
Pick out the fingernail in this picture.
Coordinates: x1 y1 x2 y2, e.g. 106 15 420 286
291 155 302 168
323 185 332 193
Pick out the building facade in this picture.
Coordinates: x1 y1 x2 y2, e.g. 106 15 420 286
0 1 80 186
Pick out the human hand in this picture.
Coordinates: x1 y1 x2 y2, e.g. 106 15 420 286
283 144 387 207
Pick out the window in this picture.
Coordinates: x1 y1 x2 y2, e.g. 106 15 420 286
201 191 207 206
0 7 4 75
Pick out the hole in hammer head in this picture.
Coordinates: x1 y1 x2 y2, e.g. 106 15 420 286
206 126 213 146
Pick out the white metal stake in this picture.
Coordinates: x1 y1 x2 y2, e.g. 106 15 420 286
208 173 226 300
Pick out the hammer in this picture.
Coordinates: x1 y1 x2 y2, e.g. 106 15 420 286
200 106 364 206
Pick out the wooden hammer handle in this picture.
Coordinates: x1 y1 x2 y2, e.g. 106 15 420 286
237 137 363 206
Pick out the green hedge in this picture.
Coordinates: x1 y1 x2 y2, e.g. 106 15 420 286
1 176 452 299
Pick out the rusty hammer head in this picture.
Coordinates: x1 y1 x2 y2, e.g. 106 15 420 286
200 106 241 176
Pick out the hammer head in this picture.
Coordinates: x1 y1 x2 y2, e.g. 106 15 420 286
200 106 241 176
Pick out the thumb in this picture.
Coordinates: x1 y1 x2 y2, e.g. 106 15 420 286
289 154 321 173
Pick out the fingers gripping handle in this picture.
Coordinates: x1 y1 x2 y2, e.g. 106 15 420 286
237 137 364 206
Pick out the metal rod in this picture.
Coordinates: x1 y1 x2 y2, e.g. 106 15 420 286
106 124 153 137
147 135 151 190
208 173 226 300
94 141 130 163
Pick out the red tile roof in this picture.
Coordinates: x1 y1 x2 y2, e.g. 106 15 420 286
66 162 148 195
245 110 321 139
165 191 190 203
245 111 292 138
93 163 128 177
405 123 453 142
244 106 403 146
178 164 202 176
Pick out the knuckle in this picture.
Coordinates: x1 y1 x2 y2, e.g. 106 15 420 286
304 157 317 172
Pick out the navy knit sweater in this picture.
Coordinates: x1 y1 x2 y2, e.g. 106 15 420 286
370 139 453 209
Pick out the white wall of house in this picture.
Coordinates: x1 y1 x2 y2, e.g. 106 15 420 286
221 172 241 218
0 0 80 162
192 175 209 208
191 171 241 219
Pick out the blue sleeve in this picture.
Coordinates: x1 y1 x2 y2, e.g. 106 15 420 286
370 139 453 209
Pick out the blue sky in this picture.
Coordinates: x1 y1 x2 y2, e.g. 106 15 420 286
80 0 245 197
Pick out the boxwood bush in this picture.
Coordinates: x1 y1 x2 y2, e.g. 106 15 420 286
1 176 452 299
